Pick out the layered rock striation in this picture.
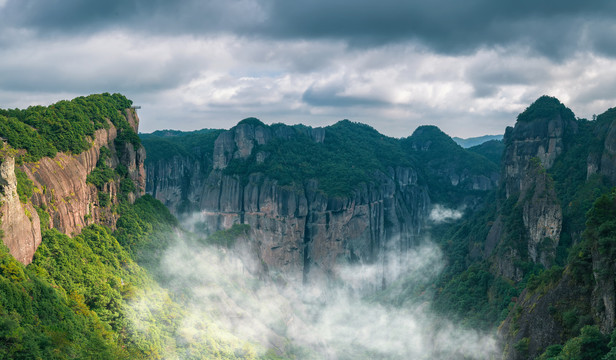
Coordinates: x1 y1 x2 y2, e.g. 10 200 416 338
488 97 574 280
145 120 498 283
497 101 616 359
0 109 145 264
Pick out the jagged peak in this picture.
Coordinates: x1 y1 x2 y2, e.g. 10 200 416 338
516 95 575 123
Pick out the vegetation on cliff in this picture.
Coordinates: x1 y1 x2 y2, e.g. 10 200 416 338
435 98 616 359
0 94 281 359
0 93 137 162
401 125 498 205
222 119 413 196
516 95 576 123
468 139 504 166
0 196 277 359
140 128 224 174
146 118 495 199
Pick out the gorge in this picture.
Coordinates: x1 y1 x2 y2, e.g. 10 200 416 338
2 94 616 359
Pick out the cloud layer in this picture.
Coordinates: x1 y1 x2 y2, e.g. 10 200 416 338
135 230 498 359
1 0 616 137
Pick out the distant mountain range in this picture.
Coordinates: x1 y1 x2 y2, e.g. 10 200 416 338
453 134 503 148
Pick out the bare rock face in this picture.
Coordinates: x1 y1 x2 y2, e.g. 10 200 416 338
599 119 616 183
520 165 562 268
502 113 575 198
0 152 41 264
489 107 573 279
0 112 146 265
196 167 429 284
147 155 204 214
147 121 436 283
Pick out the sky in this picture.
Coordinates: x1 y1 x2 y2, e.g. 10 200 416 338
1 1 616 137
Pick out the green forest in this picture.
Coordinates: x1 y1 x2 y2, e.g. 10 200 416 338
212 118 497 201
0 93 136 163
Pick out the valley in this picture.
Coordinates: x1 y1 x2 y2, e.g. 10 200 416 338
1 94 616 359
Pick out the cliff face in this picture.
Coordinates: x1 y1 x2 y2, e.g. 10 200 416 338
199 165 429 283
146 155 203 215
488 101 575 280
145 121 498 283
0 109 145 265
202 122 429 283
0 151 42 264
497 104 616 360
502 113 575 197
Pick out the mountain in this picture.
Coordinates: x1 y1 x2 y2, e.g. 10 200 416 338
496 100 616 360
8 92 616 359
141 119 499 284
430 96 616 359
453 134 504 148
468 139 505 166
0 94 281 359
0 93 146 263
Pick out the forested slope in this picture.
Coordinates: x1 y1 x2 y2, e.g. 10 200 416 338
0 95 283 359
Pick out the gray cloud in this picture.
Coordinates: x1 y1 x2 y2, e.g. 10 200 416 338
0 0 266 35
302 84 388 108
1 1 616 138
3 0 616 59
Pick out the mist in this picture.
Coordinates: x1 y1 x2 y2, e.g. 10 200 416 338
429 204 464 223
127 214 498 359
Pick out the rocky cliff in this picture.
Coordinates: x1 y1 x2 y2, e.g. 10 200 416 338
497 102 616 359
144 119 498 284
487 96 575 280
0 108 145 264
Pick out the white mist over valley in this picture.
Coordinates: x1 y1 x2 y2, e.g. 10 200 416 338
125 212 498 360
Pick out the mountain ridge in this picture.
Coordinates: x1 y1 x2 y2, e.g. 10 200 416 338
453 134 504 148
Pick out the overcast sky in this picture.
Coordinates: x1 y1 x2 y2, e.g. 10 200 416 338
1 0 616 137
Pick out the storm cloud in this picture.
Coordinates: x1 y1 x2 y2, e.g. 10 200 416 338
1 0 616 137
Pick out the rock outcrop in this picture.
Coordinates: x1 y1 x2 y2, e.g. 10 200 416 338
0 151 41 264
0 109 145 264
198 166 430 284
502 112 575 198
489 97 574 279
497 102 616 360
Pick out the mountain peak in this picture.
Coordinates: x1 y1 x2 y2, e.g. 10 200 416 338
410 125 457 146
516 95 575 123
237 117 266 127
